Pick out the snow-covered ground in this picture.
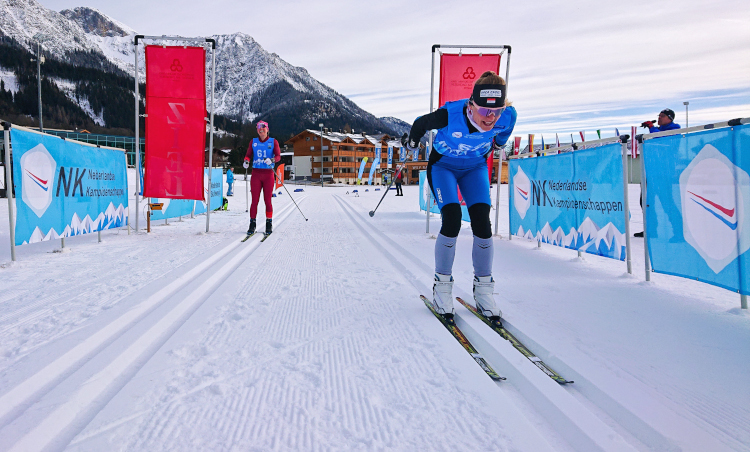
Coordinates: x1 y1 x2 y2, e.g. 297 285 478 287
0 175 749 451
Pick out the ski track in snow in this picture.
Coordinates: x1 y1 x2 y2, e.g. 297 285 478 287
0 181 749 451
54 190 547 452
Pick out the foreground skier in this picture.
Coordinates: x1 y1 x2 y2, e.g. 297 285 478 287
403 71 516 322
244 120 280 237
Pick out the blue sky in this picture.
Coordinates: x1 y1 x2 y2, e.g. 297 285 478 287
40 0 750 141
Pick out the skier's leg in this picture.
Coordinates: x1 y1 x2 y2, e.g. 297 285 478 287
261 170 274 233
250 172 262 220
428 157 461 316
457 161 501 318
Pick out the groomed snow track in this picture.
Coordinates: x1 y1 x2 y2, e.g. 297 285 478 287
0 201 303 451
334 194 736 452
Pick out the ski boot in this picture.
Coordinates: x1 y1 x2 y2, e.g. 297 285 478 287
247 219 256 235
474 276 502 325
433 273 455 322
265 218 273 235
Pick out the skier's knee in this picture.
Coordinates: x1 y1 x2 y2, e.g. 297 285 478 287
469 203 492 239
440 203 462 238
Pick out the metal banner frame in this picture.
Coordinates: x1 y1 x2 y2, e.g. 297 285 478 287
133 35 217 233
427 44 512 235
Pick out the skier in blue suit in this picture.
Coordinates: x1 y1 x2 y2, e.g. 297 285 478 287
403 71 516 322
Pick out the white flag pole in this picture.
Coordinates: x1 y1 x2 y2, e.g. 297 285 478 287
3 123 16 261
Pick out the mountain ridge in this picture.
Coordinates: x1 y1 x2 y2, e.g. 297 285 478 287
0 0 410 138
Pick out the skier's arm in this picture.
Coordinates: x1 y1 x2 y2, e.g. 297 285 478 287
273 139 282 169
244 141 253 161
408 108 449 144
492 107 517 147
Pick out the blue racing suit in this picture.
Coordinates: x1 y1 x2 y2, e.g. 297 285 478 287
408 99 517 277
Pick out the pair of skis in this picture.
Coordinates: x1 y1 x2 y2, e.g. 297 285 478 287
241 231 272 243
422 295 573 384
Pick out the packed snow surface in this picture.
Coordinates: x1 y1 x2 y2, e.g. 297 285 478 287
0 176 749 451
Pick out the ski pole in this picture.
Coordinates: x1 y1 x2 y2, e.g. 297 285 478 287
273 168 308 221
244 167 249 212
369 163 405 217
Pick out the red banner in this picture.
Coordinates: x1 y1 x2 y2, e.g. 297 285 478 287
144 46 206 200
275 164 285 189
439 54 501 108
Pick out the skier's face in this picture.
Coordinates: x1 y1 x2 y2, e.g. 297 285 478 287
469 101 501 132
258 125 269 140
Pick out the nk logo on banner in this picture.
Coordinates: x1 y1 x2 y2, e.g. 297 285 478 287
643 125 750 295
11 128 128 245
509 143 627 260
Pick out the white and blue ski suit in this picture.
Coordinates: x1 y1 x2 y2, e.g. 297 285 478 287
408 99 516 277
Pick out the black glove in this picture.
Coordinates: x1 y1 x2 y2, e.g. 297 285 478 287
401 133 418 151
641 121 654 129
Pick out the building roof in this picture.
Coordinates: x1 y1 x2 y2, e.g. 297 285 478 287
286 129 402 148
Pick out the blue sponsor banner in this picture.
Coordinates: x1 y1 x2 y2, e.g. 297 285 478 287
367 156 380 185
412 146 418 161
149 198 194 220
193 168 223 214
419 171 469 221
11 128 128 245
643 124 750 294
509 143 627 260
399 146 406 162
387 146 393 165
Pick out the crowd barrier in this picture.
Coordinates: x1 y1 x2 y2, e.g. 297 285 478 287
508 117 749 308
640 118 749 300
508 138 632 263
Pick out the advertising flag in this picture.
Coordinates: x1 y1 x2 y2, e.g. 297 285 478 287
275 163 285 189
555 133 560 148
579 131 586 142
642 125 750 294
439 53 501 108
615 128 621 137
528 134 535 154
11 128 128 245
144 46 206 200
399 146 406 162
367 155 380 185
630 126 638 158
387 146 393 166
514 136 522 155
357 157 368 184
596 130 602 140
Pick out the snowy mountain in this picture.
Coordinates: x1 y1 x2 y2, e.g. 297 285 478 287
0 0 407 137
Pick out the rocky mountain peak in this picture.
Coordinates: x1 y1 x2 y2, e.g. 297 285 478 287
59 7 134 38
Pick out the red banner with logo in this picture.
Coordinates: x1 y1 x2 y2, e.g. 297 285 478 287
275 164 285 189
144 46 206 200
439 54 501 108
